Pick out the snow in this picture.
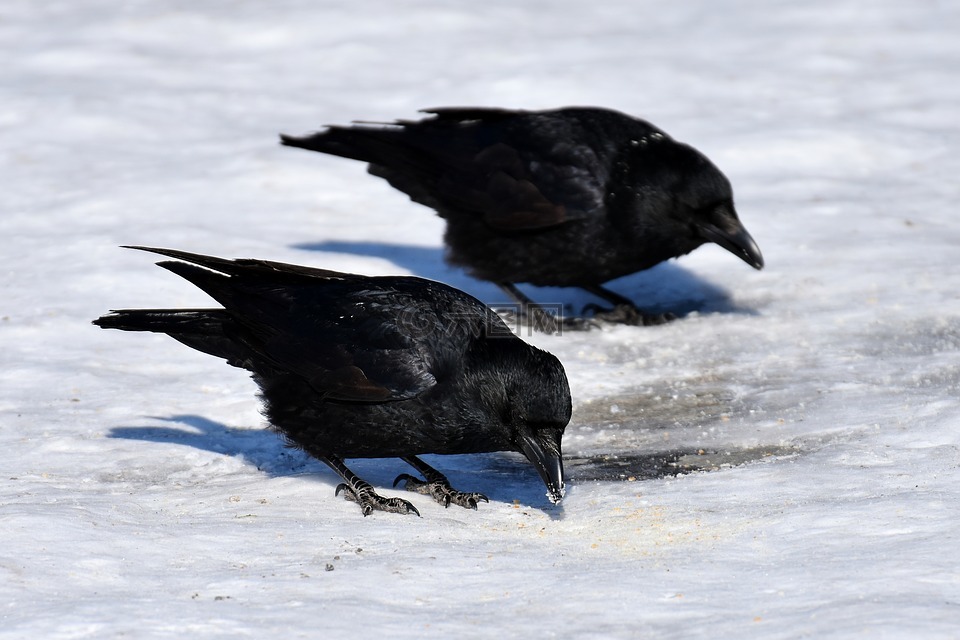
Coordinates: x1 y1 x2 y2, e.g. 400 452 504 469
3 0 960 637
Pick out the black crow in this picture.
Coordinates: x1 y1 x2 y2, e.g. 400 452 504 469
93 247 570 516
281 106 764 331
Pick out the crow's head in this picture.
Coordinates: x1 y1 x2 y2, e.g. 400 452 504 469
504 344 570 504
614 137 764 270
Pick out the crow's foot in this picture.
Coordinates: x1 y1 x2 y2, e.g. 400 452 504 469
393 473 489 510
496 282 600 334
584 303 676 326
558 314 601 332
496 305 598 334
524 305 601 334
334 481 420 517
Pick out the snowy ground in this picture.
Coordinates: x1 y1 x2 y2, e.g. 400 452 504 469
3 1 960 637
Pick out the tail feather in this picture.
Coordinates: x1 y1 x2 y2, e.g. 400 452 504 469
93 309 246 365
122 246 238 273
93 308 225 333
124 246 349 282
94 248 361 370
280 127 461 215
280 127 409 165
152 260 235 309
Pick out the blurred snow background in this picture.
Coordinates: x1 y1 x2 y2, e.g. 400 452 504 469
2 1 959 637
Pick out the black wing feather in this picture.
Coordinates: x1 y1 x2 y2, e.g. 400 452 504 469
97 248 484 403
280 108 630 231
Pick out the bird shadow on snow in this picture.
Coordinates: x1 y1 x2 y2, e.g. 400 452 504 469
108 414 565 516
294 240 759 319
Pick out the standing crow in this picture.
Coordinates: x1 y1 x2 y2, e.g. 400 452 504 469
281 107 764 331
93 247 570 516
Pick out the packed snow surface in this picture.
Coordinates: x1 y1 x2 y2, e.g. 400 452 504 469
2 1 959 638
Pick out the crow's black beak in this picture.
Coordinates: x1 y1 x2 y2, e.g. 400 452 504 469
519 430 565 504
697 215 764 270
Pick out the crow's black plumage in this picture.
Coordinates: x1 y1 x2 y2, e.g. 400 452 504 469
281 106 764 330
93 247 570 516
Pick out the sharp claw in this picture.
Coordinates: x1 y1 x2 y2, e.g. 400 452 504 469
407 503 421 517
585 302 675 326
569 318 600 331
393 473 418 488
394 467 490 511
335 483 348 497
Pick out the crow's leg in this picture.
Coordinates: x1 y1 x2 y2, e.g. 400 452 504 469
580 284 676 326
320 455 420 517
497 282 595 333
394 456 489 510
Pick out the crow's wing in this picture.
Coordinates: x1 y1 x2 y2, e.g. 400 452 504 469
129 248 488 404
281 107 640 232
